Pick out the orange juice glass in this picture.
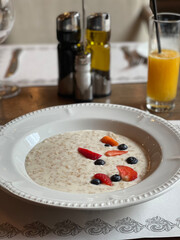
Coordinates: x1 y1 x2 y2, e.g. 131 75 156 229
146 13 180 112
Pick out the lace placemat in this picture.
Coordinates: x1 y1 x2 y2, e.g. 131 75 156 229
0 120 179 239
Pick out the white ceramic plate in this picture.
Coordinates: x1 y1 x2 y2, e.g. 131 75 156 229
0 103 180 210
137 42 148 58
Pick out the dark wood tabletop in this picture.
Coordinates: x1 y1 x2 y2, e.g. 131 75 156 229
1 82 180 125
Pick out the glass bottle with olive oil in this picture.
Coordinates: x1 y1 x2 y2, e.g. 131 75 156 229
86 13 111 97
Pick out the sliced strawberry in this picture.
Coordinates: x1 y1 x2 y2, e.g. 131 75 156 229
94 173 113 186
78 147 102 160
105 150 128 157
116 165 137 181
100 136 119 146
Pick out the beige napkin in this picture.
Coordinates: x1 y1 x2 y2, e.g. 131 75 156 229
0 44 58 86
111 42 148 83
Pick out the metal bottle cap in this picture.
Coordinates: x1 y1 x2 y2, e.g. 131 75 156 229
56 12 80 32
87 13 110 31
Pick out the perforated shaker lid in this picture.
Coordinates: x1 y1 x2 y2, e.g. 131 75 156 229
75 52 91 66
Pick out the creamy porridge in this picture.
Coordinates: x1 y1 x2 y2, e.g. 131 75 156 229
25 130 150 194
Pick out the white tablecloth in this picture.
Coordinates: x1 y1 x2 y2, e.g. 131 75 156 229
0 42 148 86
0 121 179 239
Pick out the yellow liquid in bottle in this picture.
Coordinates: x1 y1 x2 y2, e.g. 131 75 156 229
86 29 110 72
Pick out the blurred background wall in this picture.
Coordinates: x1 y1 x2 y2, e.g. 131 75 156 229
6 0 150 44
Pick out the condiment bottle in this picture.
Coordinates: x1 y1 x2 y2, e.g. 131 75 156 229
56 12 81 97
86 13 111 97
74 52 93 102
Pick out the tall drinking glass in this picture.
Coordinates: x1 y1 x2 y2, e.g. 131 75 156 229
146 13 180 112
0 0 20 99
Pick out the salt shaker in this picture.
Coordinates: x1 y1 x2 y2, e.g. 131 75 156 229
86 13 111 97
56 12 81 97
74 52 93 102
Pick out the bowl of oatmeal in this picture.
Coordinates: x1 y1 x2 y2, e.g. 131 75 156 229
25 129 151 194
0 103 179 210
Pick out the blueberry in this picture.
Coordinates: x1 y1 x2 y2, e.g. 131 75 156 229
91 179 101 185
104 143 111 147
118 144 128 150
94 159 106 165
110 174 121 182
126 157 138 164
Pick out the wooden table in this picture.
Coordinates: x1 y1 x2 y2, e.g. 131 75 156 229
1 82 180 125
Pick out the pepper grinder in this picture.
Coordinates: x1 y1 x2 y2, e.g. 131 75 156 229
86 13 111 97
56 12 81 97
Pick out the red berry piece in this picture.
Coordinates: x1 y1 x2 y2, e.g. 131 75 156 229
116 165 138 181
78 147 102 160
94 173 113 186
105 150 128 157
